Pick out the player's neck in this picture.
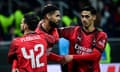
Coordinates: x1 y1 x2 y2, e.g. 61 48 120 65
83 25 95 33
24 30 35 35
42 19 51 33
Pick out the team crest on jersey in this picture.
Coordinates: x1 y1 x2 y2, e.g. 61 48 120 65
77 36 81 41
98 39 105 47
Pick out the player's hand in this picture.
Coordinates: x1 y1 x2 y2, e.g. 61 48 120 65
59 55 73 64
64 55 73 63
12 68 19 72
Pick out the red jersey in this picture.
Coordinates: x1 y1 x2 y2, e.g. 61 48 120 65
35 20 63 62
59 26 107 72
8 33 48 72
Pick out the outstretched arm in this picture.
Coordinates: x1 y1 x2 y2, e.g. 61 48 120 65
8 40 19 72
48 52 65 64
64 32 108 63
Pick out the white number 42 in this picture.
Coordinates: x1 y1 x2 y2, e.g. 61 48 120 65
21 44 44 68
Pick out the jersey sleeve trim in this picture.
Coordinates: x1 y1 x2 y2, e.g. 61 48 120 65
94 46 103 53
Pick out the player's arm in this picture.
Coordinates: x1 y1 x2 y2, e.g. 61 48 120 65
8 39 17 64
8 39 18 72
48 52 65 63
12 59 19 72
73 47 102 61
46 47 64 63
58 26 77 39
65 32 108 62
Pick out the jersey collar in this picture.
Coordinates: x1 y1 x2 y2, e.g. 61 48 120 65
82 27 97 35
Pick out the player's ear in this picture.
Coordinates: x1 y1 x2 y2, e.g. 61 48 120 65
46 14 50 19
24 23 28 29
93 15 96 20
46 14 51 20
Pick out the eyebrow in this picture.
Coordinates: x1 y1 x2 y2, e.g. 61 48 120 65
81 15 90 17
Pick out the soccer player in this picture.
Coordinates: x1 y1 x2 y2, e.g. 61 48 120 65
8 13 49 72
10 4 65 72
35 4 64 63
59 6 108 72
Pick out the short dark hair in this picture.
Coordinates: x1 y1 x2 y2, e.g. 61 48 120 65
24 13 40 30
41 4 59 18
80 6 97 15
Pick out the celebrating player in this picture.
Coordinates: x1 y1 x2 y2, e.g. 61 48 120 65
8 13 49 72
59 6 108 72
35 4 64 63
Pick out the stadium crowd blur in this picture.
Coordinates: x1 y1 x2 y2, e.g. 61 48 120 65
0 0 120 41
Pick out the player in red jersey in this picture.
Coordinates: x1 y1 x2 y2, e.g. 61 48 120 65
59 6 108 72
35 4 64 63
8 13 49 72
10 4 65 72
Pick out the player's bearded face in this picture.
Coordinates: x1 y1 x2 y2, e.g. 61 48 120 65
49 19 58 28
49 10 61 28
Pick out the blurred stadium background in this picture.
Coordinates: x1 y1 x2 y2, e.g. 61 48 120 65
0 0 120 72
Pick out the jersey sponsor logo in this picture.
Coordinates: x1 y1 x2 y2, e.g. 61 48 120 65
21 35 41 42
74 43 92 54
